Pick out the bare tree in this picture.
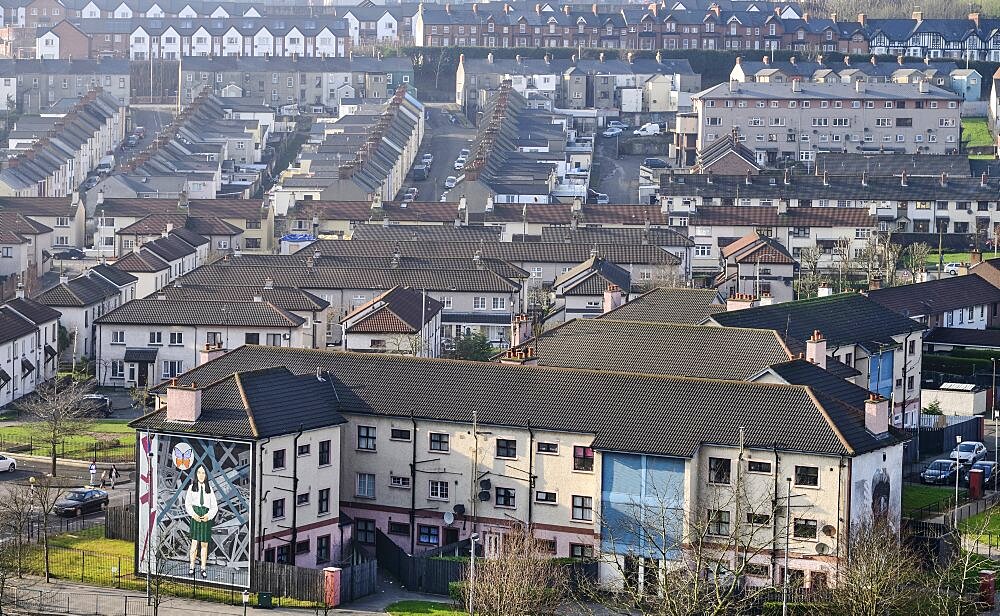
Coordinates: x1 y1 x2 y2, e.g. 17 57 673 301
28 476 66 584
647 265 685 290
0 482 37 582
881 238 904 288
833 236 854 293
456 524 569 616
385 334 424 356
16 378 95 476
795 246 822 298
906 242 932 276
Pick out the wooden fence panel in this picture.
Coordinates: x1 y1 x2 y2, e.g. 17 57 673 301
105 504 136 542
252 561 324 602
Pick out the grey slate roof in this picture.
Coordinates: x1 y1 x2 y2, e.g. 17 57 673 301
0 307 39 344
924 327 1000 348
95 298 305 328
5 297 61 324
154 284 329 312
145 345 900 457
89 264 138 287
866 276 1000 319
132 367 345 439
600 287 725 324
350 224 502 242
37 274 120 307
342 286 443 333
112 250 170 273
709 293 926 348
539 225 693 248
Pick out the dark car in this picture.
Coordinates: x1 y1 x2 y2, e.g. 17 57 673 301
53 249 85 260
964 460 998 486
81 176 100 190
643 157 669 169
54 488 109 517
921 459 959 485
77 394 112 417
125 135 139 148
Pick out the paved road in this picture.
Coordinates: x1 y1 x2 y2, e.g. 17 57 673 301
591 132 643 203
79 108 174 205
405 105 477 202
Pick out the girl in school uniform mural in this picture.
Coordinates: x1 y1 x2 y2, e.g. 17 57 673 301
184 466 219 578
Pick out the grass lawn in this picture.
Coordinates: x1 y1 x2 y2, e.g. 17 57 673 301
0 420 135 459
924 252 975 268
962 118 994 149
386 600 464 616
902 484 965 517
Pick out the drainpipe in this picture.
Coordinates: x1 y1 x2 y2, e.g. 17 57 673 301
289 425 303 565
836 455 846 575
256 437 270 561
527 421 535 530
770 442 780 587
409 409 418 554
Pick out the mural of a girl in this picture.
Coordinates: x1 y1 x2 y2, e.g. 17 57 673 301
184 466 219 578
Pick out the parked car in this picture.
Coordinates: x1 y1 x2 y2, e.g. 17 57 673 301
459 148 471 158
643 158 669 169
405 187 419 199
453 156 467 170
81 176 100 190
54 488 109 517
588 189 609 204
602 127 623 138
77 394 112 418
0 453 16 472
421 153 434 167
943 262 962 276
444 176 457 189
133 126 146 138
412 164 428 181
401 194 414 204
53 248 85 260
124 135 139 148
964 460 998 486
950 441 987 465
921 459 959 485
633 122 661 136
607 120 629 130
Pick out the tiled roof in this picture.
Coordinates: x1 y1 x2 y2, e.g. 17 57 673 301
225 253 529 281
169 227 211 248
0 197 77 217
688 206 876 229
155 284 329 312
516 318 797 380
924 327 1000 348
342 286 443 333
709 293 925 347
143 235 196 261
5 297 60 324
37 274 120 307
94 298 305 328
132 367 345 439
100 198 266 220
538 225 693 247
553 256 632 296
112 249 170 273
116 213 242 237
599 287 725 324
147 345 899 457
866 275 1000 318
0 307 38 344
89 264 138 287
350 224 502 242
0 211 53 235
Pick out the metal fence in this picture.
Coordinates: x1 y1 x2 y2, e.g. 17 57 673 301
1 587 136 615
0 433 136 463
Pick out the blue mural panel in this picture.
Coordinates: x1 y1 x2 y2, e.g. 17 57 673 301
601 452 685 559
868 350 894 398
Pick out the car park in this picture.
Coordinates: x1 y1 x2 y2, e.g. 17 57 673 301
950 441 987 465
0 453 16 472
643 158 669 169
602 127 623 138
54 488 109 517
964 460 998 486
444 176 457 189
921 459 959 484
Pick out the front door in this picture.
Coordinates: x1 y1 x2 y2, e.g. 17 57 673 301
444 528 459 546
137 362 148 387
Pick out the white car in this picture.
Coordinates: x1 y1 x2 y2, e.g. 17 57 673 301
459 148 471 158
602 127 623 138
444 176 457 189
950 441 987 465
453 157 467 170
607 121 629 130
943 262 962 275
0 453 16 472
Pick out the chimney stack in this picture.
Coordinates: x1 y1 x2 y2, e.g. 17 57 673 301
603 284 624 313
864 394 889 435
806 330 827 368
511 313 533 347
726 293 757 311
971 249 983 265
166 382 203 422
869 275 882 290
198 342 226 365
817 284 833 297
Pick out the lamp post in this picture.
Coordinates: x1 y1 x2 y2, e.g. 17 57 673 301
242 589 249 616
955 434 963 527
993 358 998 478
468 532 479 616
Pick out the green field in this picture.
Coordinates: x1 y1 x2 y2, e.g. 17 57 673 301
924 253 976 268
386 601 464 616
902 484 965 518
0 420 135 459
962 118 993 149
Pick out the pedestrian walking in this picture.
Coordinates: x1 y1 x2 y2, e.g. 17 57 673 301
99 470 108 489
89 462 96 487
110 464 120 490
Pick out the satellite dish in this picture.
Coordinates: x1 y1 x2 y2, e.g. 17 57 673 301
444 511 455 525
480 478 492 491
815 543 830 555
821 524 837 537
478 490 491 502
453 504 466 515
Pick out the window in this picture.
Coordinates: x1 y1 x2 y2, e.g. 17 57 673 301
708 510 731 536
748 460 772 474
161 360 183 379
429 432 449 452
391 428 411 441
356 473 376 498
275 545 289 564
473 297 486 310
111 361 125 379
496 487 516 508
296 492 310 506
492 297 507 311
111 330 125 344
319 440 331 466
574 446 594 471
169 332 183 345
695 244 712 257
442 297 453 309
357 426 376 451
537 442 558 454
794 518 818 539
272 498 285 520
429 480 449 500
572 495 593 521
297 444 310 457
496 439 517 458
318 488 330 514
245 333 259 345
389 522 410 535
570 544 593 558
265 333 282 346
272 449 286 470
708 457 731 484
745 563 770 577
418 525 439 545
535 491 557 503
747 512 771 525
391 475 411 488
149 331 163 345
794 465 819 487
316 535 331 564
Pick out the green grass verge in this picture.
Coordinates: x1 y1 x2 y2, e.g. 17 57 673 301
959 507 1000 547
0 421 135 459
924 253 975 267
386 600 465 616
962 118 993 149
902 484 965 517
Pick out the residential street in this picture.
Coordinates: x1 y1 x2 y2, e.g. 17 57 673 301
409 104 477 202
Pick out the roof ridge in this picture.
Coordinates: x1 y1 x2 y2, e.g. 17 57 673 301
232 372 260 438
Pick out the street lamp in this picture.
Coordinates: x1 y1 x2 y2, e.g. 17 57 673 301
242 589 250 616
955 434 963 527
468 532 479 616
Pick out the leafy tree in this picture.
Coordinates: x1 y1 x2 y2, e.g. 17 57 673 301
449 332 494 361
922 400 943 416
